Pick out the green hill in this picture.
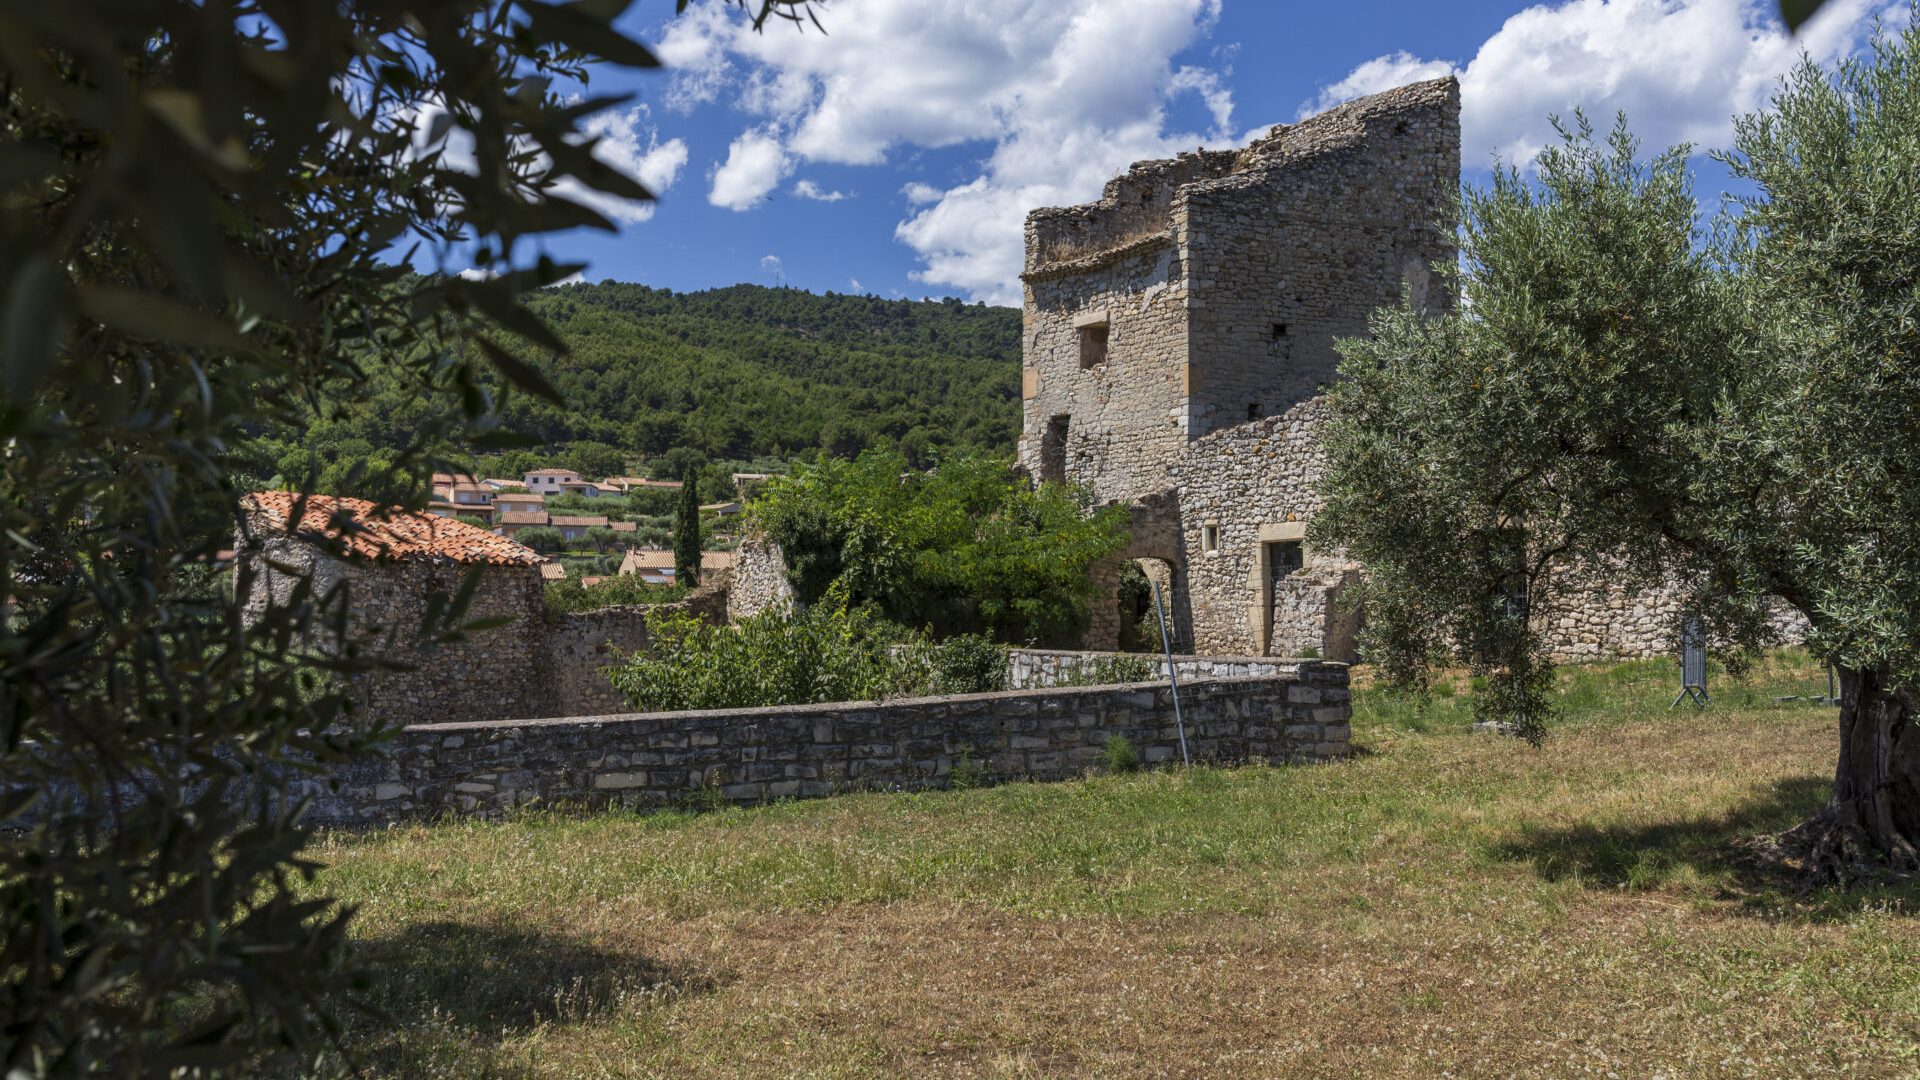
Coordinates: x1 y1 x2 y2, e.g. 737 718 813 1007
506 282 1021 464
252 282 1023 496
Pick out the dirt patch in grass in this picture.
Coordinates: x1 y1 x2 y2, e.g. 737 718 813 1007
310 654 1920 1077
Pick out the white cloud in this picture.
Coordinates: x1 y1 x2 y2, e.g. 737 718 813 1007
666 0 1234 304
901 182 944 205
761 254 783 273
849 277 864 292
1308 0 1895 169
793 179 851 201
457 267 498 281
709 128 791 210
556 105 688 224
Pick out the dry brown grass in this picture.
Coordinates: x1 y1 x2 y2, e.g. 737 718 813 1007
311 654 1920 1078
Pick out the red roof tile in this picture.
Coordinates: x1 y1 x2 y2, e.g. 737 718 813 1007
498 512 551 526
244 492 543 566
550 515 610 528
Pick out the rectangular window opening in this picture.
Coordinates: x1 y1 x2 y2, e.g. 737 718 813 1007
1078 323 1109 369
1246 402 1262 422
1271 322 1289 341
1040 414 1070 485
1202 524 1220 555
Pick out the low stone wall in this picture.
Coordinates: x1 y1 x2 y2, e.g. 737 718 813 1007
1007 648 1303 689
294 662 1352 826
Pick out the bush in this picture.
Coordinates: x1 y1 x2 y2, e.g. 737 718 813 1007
545 574 691 614
1103 734 1141 773
610 588 917 711
515 526 564 553
924 633 1010 695
753 449 1129 645
1054 654 1159 688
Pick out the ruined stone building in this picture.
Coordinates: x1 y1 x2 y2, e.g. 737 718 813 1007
1017 77 1457 659
1019 76 1788 662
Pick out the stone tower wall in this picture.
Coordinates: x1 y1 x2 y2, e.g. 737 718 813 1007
1016 77 1461 502
1183 79 1460 437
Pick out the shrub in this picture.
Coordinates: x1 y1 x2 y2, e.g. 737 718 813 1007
610 587 917 712
924 634 1010 695
1054 654 1158 687
515 526 564 553
753 449 1130 645
545 575 691 615
1103 734 1141 773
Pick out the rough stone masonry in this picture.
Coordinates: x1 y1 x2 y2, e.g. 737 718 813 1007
1015 77 1804 663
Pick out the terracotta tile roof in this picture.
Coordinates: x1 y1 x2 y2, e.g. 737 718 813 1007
431 471 478 486
244 492 543 567
701 551 737 570
581 576 606 588
618 548 735 571
492 493 545 505
607 476 681 489
550 515 610 528
481 478 521 489
539 563 568 581
525 468 578 477
498 512 550 526
448 483 494 496
610 521 637 532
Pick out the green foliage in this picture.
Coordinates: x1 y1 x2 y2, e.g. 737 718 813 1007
543 575 690 615
1053 654 1159 688
1103 734 1141 774
248 282 1023 489
515 526 565 553
916 633 1010 695
0 0 815 1068
674 469 703 585
753 449 1130 645
1314 12 1920 865
609 589 914 712
948 746 987 790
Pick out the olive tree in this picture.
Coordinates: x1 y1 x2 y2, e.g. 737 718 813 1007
0 0 811 1072
1314 12 1920 884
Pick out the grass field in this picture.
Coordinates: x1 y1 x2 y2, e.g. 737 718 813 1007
310 652 1920 1077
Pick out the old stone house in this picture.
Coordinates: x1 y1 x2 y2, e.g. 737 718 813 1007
238 492 728 723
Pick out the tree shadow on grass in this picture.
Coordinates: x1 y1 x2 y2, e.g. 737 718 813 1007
337 920 729 1075
1491 775 1920 920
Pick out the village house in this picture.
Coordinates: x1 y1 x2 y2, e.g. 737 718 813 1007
550 514 610 542
618 547 737 582
489 492 545 521
236 492 552 723
522 467 581 495
496 510 551 537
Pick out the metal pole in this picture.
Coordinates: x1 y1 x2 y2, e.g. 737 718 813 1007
1150 577 1190 768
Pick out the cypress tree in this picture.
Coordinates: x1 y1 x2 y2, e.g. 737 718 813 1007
674 475 702 586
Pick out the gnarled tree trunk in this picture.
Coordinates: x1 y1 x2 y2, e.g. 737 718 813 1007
1786 665 1920 883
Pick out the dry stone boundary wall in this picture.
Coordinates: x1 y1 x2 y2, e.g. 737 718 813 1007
291 660 1352 826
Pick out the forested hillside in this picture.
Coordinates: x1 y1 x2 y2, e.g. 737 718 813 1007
510 282 1020 462
251 283 1022 495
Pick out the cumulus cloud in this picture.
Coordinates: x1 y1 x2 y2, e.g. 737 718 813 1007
793 179 851 201
671 0 1235 304
557 105 688 224
1307 0 1896 168
709 128 790 209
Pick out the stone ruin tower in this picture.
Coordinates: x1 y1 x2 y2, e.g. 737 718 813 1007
1017 76 1460 504
1015 77 1460 658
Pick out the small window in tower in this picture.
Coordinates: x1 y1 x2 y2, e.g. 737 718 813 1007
1246 402 1262 422
1078 322 1109 369
1271 322 1289 342
1202 523 1220 555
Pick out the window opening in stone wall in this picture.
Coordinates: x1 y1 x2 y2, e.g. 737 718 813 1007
1078 323 1109 369
1202 523 1220 554
1040 414 1070 485
1265 540 1303 591
1271 322 1288 341
1270 323 1290 359
1246 402 1262 422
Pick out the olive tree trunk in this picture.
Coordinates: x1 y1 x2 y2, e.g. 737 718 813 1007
1789 665 1920 882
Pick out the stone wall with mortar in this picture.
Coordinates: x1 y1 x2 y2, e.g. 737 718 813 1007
1016 77 1459 504
291 663 1354 825
725 530 796 622
1006 648 1306 689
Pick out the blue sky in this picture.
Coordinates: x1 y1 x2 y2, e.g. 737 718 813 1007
497 0 1907 306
